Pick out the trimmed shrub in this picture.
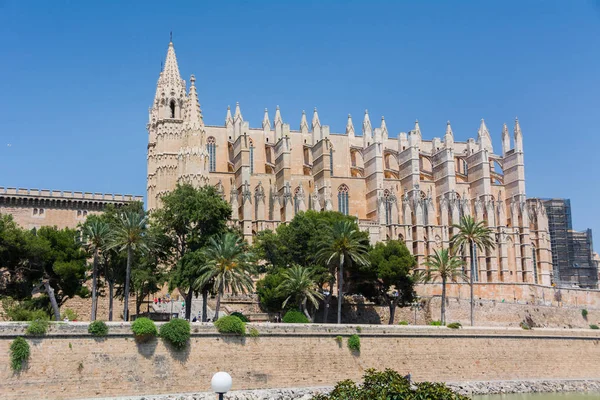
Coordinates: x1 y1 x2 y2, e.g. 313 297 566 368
429 320 443 326
282 310 309 324
447 322 462 329
582 309 589 319
159 318 191 350
248 327 260 338
398 320 409 326
590 324 599 330
131 317 157 342
347 334 360 352
312 368 469 400
26 319 48 336
62 308 79 321
230 312 250 322
214 315 246 335
88 320 109 337
10 337 30 372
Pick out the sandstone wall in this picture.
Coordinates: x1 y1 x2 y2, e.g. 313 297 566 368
2 323 600 400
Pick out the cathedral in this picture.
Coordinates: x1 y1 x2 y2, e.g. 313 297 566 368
146 40 554 286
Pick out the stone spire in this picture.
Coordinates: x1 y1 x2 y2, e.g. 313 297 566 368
444 120 454 148
234 102 243 122
262 108 271 130
185 74 203 129
233 102 243 139
413 119 421 136
300 110 309 133
346 114 355 137
363 110 372 136
153 40 186 121
312 107 321 131
156 41 185 96
514 117 523 152
381 116 388 140
274 105 283 139
225 105 233 126
477 118 493 151
502 122 510 156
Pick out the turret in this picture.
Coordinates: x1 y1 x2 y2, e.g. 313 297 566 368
184 74 203 131
152 40 187 122
312 107 321 142
362 110 372 147
444 121 454 148
381 116 388 141
233 102 243 139
477 118 493 152
300 110 309 134
501 123 510 156
346 114 355 138
274 105 283 140
262 108 271 132
514 117 523 152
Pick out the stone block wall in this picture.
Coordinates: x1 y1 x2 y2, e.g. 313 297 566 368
1 323 600 400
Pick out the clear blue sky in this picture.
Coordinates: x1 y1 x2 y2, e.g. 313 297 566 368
1 1 599 251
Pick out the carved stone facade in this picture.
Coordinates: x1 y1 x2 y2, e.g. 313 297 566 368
147 41 554 285
0 187 143 230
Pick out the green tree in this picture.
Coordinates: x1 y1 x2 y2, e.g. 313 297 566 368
316 220 370 324
194 233 254 319
107 211 149 321
277 265 324 321
451 215 495 326
255 270 288 314
357 240 416 325
0 214 32 300
424 248 466 325
152 184 231 320
81 217 110 321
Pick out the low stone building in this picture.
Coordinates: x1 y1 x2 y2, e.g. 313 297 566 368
0 187 143 230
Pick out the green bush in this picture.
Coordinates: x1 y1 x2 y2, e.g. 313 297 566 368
398 320 409 326
335 335 343 344
356 326 362 333
520 321 531 330
230 312 250 322
88 320 109 337
582 309 589 319
590 324 599 330
26 319 48 336
131 317 157 342
282 310 309 323
2 298 50 321
447 322 462 329
159 318 191 350
312 368 469 400
347 334 360 352
429 320 443 326
62 308 79 321
248 327 260 338
10 337 30 372
214 315 246 335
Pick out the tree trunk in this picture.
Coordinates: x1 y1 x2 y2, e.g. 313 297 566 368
322 280 334 323
441 277 447 325
302 298 312 322
202 288 209 322
108 280 114 321
123 245 132 322
44 280 61 321
91 249 98 321
337 259 344 324
470 240 475 327
215 293 221 320
136 286 142 316
185 289 193 320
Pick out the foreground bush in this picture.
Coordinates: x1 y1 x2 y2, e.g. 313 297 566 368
10 337 30 372
26 319 48 336
447 322 462 329
230 312 250 322
590 324 599 330
88 320 109 337
429 320 443 326
131 317 157 342
1 298 50 321
312 368 469 400
282 310 309 323
160 318 191 349
214 315 246 335
347 334 360 352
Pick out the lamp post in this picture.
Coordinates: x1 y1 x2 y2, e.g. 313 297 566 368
211 371 232 400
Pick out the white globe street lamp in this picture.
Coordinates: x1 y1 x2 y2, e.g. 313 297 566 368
211 371 232 399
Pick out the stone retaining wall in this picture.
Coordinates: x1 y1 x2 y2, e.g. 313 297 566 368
2 323 600 400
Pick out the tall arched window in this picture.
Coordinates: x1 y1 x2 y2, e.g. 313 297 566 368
338 184 349 215
532 246 538 284
207 136 216 172
294 186 301 214
249 138 254 174
169 100 176 119
384 189 393 225
330 147 334 176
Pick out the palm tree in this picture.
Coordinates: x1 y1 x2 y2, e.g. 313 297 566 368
316 220 370 324
451 215 495 326
277 265 324 321
194 233 254 319
81 219 110 321
107 211 149 321
424 248 467 325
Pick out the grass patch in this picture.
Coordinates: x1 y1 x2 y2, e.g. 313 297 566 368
26 319 48 336
10 337 30 372
347 334 360 353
